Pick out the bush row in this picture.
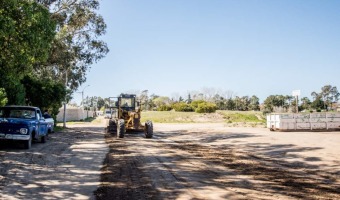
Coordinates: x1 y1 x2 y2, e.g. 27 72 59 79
157 100 217 113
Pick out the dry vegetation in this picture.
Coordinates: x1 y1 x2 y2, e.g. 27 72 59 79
141 110 266 127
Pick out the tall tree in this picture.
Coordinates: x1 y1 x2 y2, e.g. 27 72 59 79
0 0 56 104
311 85 339 110
330 86 340 110
139 90 149 110
34 0 109 92
21 75 66 118
300 97 311 111
249 95 260 111
225 98 235 110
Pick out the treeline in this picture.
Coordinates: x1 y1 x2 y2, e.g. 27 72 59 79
140 94 260 113
85 85 339 114
263 85 339 113
0 1 108 118
82 90 261 114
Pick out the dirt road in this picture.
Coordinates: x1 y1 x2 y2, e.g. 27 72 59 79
95 123 340 200
0 123 108 200
1 121 340 200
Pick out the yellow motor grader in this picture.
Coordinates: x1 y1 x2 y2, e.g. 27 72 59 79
106 94 153 138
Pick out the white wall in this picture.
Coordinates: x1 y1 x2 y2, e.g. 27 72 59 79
56 105 94 122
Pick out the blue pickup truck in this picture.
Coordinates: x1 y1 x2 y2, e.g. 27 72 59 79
0 106 54 149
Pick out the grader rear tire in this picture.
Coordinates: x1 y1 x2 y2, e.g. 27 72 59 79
144 120 153 138
117 119 125 138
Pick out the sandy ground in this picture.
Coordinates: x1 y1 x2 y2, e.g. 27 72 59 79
0 121 108 200
1 119 340 199
96 123 340 200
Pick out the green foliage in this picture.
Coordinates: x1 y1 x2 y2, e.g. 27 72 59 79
1 79 26 105
249 95 260 111
311 85 339 110
21 76 66 118
225 99 235 110
0 88 8 106
152 96 171 109
157 105 172 111
263 95 292 112
218 111 265 123
0 0 56 105
195 102 217 113
0 0 56 78
300 97 311 111
33 0 109 92
311 96 324 110
141 110 266 125
172 102 194 112
141 111 197 123
191 100 206 109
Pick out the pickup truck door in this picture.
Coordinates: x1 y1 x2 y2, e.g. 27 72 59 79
36 110 48 136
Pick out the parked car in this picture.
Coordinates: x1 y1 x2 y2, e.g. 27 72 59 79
0 106 54 149
104 109 112 119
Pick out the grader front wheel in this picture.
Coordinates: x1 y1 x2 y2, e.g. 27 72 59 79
117 119 125 138
144 120 153 138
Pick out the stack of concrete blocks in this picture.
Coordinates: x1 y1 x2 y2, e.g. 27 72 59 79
267 113 340 131
56 105 94 122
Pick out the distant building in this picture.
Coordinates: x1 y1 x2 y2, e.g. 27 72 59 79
56 104 94 122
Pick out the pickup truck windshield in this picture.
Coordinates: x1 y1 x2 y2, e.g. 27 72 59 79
0 108 36 119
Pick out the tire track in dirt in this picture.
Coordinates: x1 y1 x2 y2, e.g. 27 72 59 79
95 133 276 199
95 134 159 200
167 139 340 200
95 124 340 200
0 126 107 200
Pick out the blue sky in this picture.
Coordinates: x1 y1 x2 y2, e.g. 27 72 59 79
72 0 340 104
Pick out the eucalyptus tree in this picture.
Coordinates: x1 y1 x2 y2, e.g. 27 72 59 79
311 85 339 110
225 98 235 110
249 95 260 111
330 86 340 109
300 97 311 111
34 0 109 92
264 95 290 112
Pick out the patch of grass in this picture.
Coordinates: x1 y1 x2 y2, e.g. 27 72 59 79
141 110 266 124
141 111 198 123
54 126 65 132
56 117 103 126
217 110 266 123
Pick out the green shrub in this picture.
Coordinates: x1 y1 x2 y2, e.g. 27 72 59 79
195 102 217 113
157 105 172 111
172 102 194 112
191 100 206 109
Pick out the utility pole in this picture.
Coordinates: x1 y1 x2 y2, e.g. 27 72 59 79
63 70 68 128
292 90 300 113
77 85 90 120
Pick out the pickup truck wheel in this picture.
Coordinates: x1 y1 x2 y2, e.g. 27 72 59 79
117 119 125 138
144 120 153 138
24 136 32 149
41 135 46 143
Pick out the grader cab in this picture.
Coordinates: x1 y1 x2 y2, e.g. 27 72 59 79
106 94 153 138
